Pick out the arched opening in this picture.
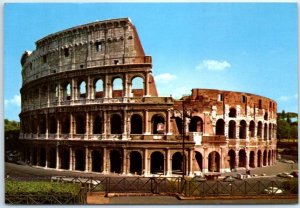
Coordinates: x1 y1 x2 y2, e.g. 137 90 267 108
194 151 203 172
208 151 220 172
78 81 87 99
60 148 70 170
111 114 122 134
75 149 85 171
64 83 71 100
94 79 104 98
150 151 164 174
264 124 268 140
238 149 246 168
93 115 102 134
263 150 267 166
264 112 268 121
49 116 57 134
257 150 262 167
131 77 144 97
249 151 255 168
228 149 236 170
92 150 103 172
151 114 165 134
40 148 46 167
110 150 122 173
172 152 183 174
130 114 143 134
216 119 225 135
32 147 37 166
48 147 56 168
189 116 203 132
175 117 183 134
61 116 70 134
39 115 46 134
239 120 247 139
269 125 272 140
112 78 123 98
129 151 142 175
228 120 236 139
257 121 262 138
76 114 86 134
268 150 271 165
249 121 255 138
229 108 237 118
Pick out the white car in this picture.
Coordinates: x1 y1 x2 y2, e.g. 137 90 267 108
263 187 284 194
277 172 294 178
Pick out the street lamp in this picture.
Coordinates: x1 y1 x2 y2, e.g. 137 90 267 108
171 100 190 179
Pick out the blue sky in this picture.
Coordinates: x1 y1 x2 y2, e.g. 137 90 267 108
4 3 298 121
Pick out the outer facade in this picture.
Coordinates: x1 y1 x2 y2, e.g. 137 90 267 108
19 18 277 176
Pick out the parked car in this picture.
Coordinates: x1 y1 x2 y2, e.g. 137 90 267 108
263 187 284 194
277 172 294 178
290 171 298 178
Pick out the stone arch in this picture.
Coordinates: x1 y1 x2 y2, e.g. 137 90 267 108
249 151 255 168
249 120 255 138
189 116 203 132
263 150 267 166
110 149 122 173
257 150 262 167
208 151 220 172
48 147 56 168
172 152 183 174
110 114 122 134
264 112 268 121
229 108 237 118
61 115 70 134
75 149 85 171
94 78 104 98
91 150 103 172
112 77 123 98
78 80 87 99
39 147 46 167
130 114 143 134
129 151 142 175
76 114 86 134
238 149 246 167
228 120 236 139
93 115 102 134
131 76 144 97
239 120 247 139
60 147 70 170
194 151 203 172
264 123 268 140
216 119 225 135
151 114 165 134
49 115 57 134
257 121 263 138
150 151 164 174
228 149 236 170
63 82 71 100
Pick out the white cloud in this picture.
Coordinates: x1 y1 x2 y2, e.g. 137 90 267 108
154 73 176 84
196 59 231 71
279 94 298 102
5 95 21 107
170 86 190 99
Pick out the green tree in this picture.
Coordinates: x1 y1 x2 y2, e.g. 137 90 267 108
4 119 20 132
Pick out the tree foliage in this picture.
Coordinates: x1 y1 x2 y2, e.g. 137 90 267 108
4 119 20 132
277 111 298 141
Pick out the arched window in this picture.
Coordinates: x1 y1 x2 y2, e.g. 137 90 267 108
75 149 85 171
239 120 247 139
257 121 262 138
229 108 237 118
249 151 255 168
78 81 86 99
216 119 225 135
130 114 143 134
49 116 57 134
264 112 268 121
111 114 122 134
228 149 236 170
189 116 203 132
208 151 220 172
91 150 103 172
112 78 123 98
194 151 203 172
228 120 236 139
150 151 164 174
60 148 70 170
129 151 142 175
175 117 183 134
93 115 102 134
39 115 46 134
110 150 122 173
64 83 71 100
151 114 165 134
76 114 86 134
131 77 144 97
264 123 268 140
249 120 255 137
61 115 70 134
238 149 246 167
94 79 104 98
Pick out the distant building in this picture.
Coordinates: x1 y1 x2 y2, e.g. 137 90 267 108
19 18 277 176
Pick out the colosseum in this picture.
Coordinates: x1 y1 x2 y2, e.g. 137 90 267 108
19 18 277 177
